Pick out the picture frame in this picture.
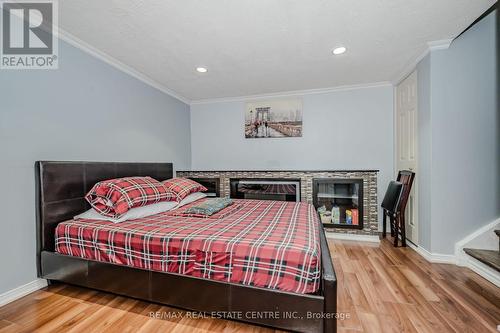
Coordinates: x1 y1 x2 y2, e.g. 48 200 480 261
244 98 303 138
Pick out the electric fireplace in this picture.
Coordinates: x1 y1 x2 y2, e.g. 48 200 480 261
230 179 300 202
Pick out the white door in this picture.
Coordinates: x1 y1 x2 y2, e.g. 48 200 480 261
395 71 418 245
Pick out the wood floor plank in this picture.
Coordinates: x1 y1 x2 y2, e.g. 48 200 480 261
336 283 364 331
351 260 393 315
0 320 30 333
400 303 441 333
0 238 498 332
343 272 371 312
357 311 383 333
398 266 440 302
366 255 411 304
381 302 418 333
34 302 90 333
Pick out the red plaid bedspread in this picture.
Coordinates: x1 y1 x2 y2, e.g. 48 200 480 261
55 199 321 294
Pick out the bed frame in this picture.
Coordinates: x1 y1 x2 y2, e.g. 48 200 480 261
35 161 337 333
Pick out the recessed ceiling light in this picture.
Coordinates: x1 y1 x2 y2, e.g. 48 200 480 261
332 47 346 55
196 67 208 73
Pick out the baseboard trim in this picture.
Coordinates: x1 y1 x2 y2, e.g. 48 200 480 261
455 217 500 266
0 279 47 307
407 242 457 264
453 217 500 287
324 232 380 243
403 235 500 287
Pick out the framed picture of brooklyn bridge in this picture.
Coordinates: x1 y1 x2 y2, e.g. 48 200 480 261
244 98 303 138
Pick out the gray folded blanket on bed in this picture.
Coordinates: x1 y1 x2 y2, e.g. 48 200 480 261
184 198 233 216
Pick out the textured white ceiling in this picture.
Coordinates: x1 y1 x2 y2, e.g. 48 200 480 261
59 0 495 102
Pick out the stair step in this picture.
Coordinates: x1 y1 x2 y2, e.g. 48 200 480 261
495 230 500 238
464 248 500 272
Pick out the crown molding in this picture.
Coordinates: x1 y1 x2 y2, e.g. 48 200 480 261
393 38 453 85
392 46 430 85
56 28 191 105
427 38 453 50
55 27 453 106
190 81 393 105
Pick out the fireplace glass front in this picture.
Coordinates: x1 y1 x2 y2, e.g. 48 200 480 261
230 179 300 202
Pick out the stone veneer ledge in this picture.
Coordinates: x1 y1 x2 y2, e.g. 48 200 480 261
176 170 379 236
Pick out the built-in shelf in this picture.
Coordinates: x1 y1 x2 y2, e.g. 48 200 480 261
313 178 364 230
177 170 379 236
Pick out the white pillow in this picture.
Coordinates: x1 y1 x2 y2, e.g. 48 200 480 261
176 192 207 208
75 200 178 223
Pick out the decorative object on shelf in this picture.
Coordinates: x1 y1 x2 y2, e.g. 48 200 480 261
318 206 332 224
244 98 303 138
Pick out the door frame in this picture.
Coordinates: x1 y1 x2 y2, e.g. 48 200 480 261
394 71 419 246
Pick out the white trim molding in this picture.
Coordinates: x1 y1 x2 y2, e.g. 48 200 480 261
427 39 453 51
463 256 500 288
407 242 457 264
324 232 380 243
393 38 453 85
55 26 454 107
455 217 500 265
56 26 393 107
454 217 500 287
404 218 500 286
190 82 393 105
0 279 47 307
56 28 191 105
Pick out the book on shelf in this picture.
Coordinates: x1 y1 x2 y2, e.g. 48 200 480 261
346 209 352 225
352 208 359 225
331 206 340 224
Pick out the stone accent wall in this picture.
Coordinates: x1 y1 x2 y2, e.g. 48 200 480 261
177 170 378 236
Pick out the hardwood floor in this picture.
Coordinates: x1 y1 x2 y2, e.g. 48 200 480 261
0 238 499 333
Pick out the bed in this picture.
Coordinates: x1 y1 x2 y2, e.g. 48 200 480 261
36 161 337 333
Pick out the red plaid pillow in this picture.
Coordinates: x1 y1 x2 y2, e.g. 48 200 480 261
85 177 175 218
162 177 208 202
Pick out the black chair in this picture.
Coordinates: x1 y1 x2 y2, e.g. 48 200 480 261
381 181 403 245
394 170 416 246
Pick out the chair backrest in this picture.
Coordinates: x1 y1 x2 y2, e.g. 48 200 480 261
381 181 403 213
396 170 415 213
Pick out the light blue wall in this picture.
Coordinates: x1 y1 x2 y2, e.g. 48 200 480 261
0 39 191 294
417 10 498 254
191 85 395 226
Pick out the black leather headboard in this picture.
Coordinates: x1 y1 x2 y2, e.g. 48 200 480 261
35 161 174 257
